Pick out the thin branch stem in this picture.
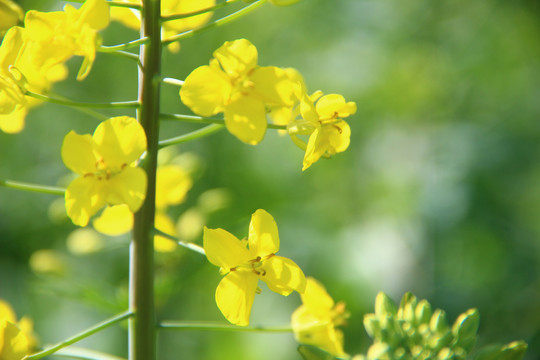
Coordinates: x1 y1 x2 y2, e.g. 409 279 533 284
160 112 287 130
0 179 65 196
158 124 224 149
100 37 150 53
162 0 267 45
46 347 127 360
65 0 142 9
160 0 240 22
25 311 133 360
153 228 205 256
158 321 293 333
26 91 140 109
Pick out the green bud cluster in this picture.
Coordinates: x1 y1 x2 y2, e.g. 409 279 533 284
359 293 527 360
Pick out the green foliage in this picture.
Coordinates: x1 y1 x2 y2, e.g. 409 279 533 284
359 293 526 360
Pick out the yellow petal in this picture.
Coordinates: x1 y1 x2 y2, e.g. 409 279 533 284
93 117 147 169
0 0 23 34
251 66 299 106
224 95 267 145
61 131 97 175
65 176 106 227
105 166 147 212
203 227 250 270
162 0 215 33
261 255 306 295
301 277 335 314
79 0 110 30
155 165 192 209
215 271 258 326
92 204 133 236
0 321 28 360
248 209 280 256
213 39 257 78
315 94 356 120
110 5 140 30
180 65 231 117
0 106 26 134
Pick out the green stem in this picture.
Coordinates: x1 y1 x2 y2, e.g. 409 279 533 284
42 347 127 360
100 37 150 53
25 311 133 360
0 179 65 196
153 228 205 255
158 124 224 149
158 321 293 333
130 0 161 359
162 0 268 45
26 91 140 109
160 0 240 22
160 112 286 130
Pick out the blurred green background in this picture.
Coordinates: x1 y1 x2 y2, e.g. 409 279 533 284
1 0 540 359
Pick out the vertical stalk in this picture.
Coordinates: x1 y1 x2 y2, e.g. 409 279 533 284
130 0 161 359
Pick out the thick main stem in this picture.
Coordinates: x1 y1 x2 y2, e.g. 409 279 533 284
130 0 161 359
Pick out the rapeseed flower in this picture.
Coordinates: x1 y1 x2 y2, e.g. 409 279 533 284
292 277 348 357
24 0 110 80
204 209 306 326
288 92 356 170
62 116 147 227
180 39 300 144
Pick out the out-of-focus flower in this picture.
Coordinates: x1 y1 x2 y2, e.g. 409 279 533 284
110 0 215 52
204 209 306 326
180 39 300 144
62 116 147 227
292 277 349 357
0 299 37 353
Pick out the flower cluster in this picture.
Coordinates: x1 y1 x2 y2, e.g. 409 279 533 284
0 0 110 133
180 38 356 170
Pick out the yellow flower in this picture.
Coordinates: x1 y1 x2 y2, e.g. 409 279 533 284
110 0 215 52
0 299 37 354
24 0 110 80
62 116 147 227
288 92 356 171
204 209 306 326
180 39 300 145
292 277 349 357
0 0 23 35
92 164 192 253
